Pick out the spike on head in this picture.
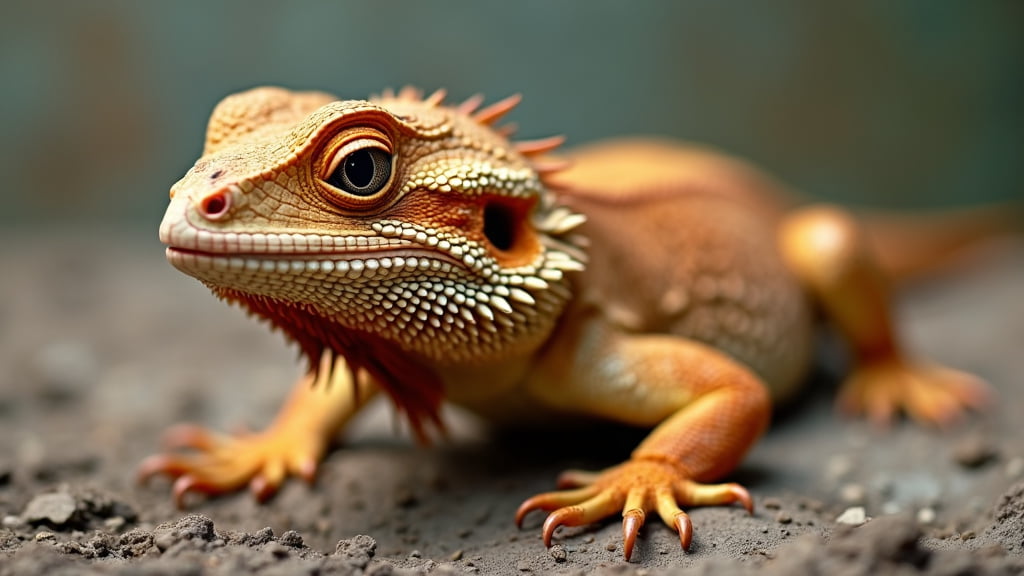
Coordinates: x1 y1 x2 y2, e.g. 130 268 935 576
423 88 447 108
456 93 486 116
397 85 423 102
473 94 522 125
514 135 566 157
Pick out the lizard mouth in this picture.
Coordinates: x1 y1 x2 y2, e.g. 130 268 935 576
165 245 466 276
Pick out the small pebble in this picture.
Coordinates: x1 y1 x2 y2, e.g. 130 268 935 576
550 544 567 562
961 530 977 540
605 541 617 552
516 559 531 571
35 531 56 542
408 549 422 559
775 512 792 524
836 506 868 526
917 507 936 524
449 549 463 561
279 530 303 548
23 492 77 525
762 497 782 510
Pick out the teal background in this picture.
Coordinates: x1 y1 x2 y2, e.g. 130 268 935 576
1 1 1021 230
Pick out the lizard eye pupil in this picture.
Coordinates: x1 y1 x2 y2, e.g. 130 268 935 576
327 148 392 196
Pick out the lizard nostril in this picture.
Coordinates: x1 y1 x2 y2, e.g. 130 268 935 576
199 190 231 220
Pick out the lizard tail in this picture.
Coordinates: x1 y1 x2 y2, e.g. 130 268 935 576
861 202 1023 285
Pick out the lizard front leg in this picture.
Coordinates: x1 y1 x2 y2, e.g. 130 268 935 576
519 315 771 560
779 205 990 426
139 353 378 505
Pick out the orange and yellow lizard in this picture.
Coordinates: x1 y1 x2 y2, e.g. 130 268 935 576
141 86 993 561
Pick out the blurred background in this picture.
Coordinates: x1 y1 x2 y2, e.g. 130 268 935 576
1 0 1021 233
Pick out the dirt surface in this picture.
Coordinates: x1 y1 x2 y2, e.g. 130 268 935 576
1 229 1023 575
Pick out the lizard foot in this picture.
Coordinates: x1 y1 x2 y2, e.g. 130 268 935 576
137 422 325 507
837 358 991 427
515 458 752 561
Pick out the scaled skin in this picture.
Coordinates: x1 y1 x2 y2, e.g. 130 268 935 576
140 87 990 561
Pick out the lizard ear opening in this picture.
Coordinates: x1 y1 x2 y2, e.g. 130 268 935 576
482 198 541 267
484 202 517 251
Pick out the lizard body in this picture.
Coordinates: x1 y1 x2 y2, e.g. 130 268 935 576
143 87 990 560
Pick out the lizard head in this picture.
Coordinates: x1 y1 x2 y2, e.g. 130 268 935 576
160 86 585 435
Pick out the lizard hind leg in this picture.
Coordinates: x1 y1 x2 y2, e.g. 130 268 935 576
778 205 992 427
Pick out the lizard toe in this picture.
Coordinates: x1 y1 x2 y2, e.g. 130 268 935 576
540 491 622 547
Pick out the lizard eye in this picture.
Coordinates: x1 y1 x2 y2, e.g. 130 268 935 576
327 148 392 196
318 136 395 206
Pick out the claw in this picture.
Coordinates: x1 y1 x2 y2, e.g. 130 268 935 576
674 513 693 551
249 475 277 502
172 476 199 509
541 507 573 547
622 509 645 561
654 486 693 551
297 457 319 484
727 483 754 514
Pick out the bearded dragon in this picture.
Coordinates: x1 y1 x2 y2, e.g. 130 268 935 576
141 86 993 561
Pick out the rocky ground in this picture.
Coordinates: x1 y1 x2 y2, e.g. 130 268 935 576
0 229 1022 575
